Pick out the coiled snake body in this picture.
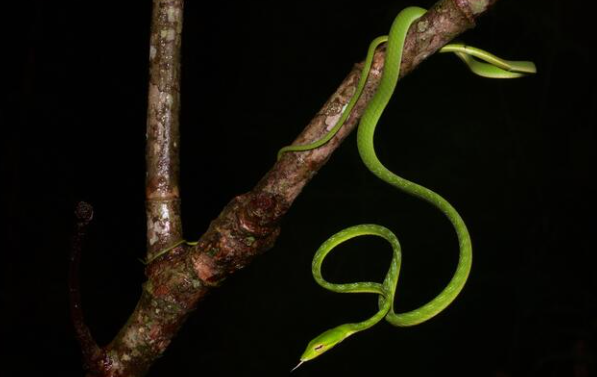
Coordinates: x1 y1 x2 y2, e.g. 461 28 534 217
278 6 536 369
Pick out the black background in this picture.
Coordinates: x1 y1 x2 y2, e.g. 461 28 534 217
3 0 595 376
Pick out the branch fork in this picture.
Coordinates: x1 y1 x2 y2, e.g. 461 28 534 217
70 0 497 375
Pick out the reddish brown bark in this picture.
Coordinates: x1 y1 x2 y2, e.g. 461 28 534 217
72 0 499 375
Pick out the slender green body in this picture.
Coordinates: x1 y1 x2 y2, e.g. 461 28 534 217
278 6 535 369
354 7 472 328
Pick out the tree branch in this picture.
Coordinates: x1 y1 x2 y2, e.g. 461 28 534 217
145 0 184 260
78 0 498 375
69 202 104 371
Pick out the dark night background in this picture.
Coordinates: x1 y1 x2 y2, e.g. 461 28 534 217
2 0 595 376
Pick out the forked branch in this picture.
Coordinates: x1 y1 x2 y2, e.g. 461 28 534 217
71 0 497 375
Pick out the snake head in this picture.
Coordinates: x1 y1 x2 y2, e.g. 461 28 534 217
299 325 354 362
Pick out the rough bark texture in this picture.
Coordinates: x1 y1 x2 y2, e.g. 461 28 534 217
76 0 498 375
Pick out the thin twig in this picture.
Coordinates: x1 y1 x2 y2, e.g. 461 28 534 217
69 202 105 371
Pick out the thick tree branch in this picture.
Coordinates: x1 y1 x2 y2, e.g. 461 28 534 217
79 0 498 375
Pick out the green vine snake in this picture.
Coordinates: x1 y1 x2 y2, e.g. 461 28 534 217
276 6 536 371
